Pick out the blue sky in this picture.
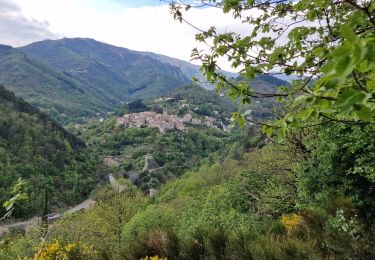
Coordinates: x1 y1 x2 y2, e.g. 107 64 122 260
92 0 165 11
120 0 165 7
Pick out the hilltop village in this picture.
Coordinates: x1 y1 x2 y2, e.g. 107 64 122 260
116 109 217 133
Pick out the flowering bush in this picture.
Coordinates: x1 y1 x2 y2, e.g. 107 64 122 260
280 214 303 232
141 256 167 260
22 240 94 260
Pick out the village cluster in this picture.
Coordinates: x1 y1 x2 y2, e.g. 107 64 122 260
116 109 216 133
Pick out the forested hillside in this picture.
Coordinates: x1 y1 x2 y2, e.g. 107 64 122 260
0 86 100 218
0 39 190 122
18 38 190 120
0 45 111 121
3 120 374 259
0 38 288 123
72 85 242 192
0 0 374 259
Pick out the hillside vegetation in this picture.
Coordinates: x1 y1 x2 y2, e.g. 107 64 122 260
0 39 190 122
72 85 242 192
0 38 288 123
0 45 109 120
2 120 374 259
0 0 374 258
0 86 100 218
3 76 373 258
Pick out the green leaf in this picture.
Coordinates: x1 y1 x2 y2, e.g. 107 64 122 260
231 112 245 128
263 125 274 137
341 24 357 43
335 89 366 110
306 11 316 21
3 201 10 209
336 55 355 78
294 94 309 103
354 104 374 121
296 109 314 120
320 60 335 74
312 47 327 58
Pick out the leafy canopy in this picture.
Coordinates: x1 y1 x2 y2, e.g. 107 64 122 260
170 0 375 138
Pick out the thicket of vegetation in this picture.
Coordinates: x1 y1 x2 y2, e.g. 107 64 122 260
2 121 374 259
0 0 374 259
0 86 100 218
73 85 240 191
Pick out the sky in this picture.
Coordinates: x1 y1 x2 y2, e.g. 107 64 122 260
0 0 250 71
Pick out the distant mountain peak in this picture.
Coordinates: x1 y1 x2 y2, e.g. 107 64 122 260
0 37 289 123
0 44 14 54
0 38 190 122
0 44 12 49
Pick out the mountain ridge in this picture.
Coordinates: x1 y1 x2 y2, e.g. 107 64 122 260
0 44 111 119
0 38 191 122
0 38 287 122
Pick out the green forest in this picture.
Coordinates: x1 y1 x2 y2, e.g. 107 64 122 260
72 85 239 192
0 0 374 259
2 120 374 259
0 86 100 218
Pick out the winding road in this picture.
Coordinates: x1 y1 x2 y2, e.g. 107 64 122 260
0 174 124 236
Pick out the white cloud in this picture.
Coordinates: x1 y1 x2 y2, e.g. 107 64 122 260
6 0 256 71
0 0 56 46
